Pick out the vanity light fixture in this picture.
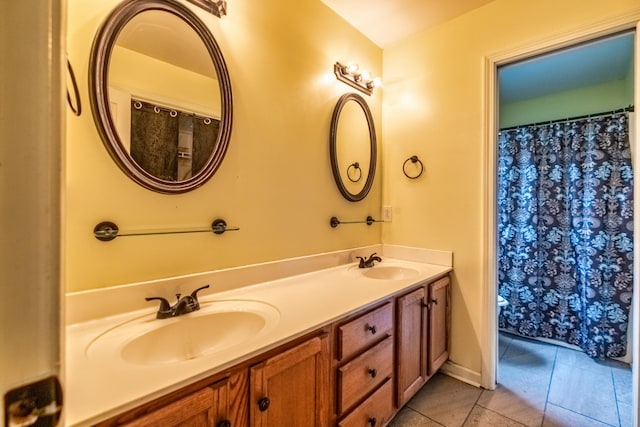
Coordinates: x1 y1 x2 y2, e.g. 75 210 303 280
334 62 381 96
186 0 227 18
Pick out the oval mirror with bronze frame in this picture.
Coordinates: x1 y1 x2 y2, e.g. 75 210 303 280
89 0 232 194
330 93 377 202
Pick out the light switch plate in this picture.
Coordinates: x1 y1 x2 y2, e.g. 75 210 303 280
383 205 393 221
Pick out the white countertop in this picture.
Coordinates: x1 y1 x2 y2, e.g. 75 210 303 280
65 257 451 426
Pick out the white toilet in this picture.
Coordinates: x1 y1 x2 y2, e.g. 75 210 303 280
498 295 508 315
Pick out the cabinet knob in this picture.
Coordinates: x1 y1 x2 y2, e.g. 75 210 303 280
366 324 377 335
368 417 377 426
257 397 270 412
217 420 231 427
432 298 438 305
368 368 377 378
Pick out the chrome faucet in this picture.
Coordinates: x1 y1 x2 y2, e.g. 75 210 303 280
357 253 382 268
146 284 210 319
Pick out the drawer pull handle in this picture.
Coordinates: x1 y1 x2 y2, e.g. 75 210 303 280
217 420 231 427
366 324 377 334
257 397 270 412
368 417 377 426
368 368 378 378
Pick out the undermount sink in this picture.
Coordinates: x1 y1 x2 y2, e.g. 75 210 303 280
361 265 420 280
86 300 280 365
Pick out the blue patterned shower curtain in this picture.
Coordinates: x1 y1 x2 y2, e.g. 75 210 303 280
497 112 634 359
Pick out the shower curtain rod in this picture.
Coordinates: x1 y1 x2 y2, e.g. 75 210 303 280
499 105 634 132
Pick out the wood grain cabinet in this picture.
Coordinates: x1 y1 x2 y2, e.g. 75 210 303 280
396 276 450 407
100 370 248 427
427 276 450 375
334 302 395 427
119 386 215 427
249 334 330 427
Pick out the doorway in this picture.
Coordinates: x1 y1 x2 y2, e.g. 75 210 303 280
482 19 639 427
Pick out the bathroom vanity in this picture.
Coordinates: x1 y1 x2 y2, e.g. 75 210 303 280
66 251 452 426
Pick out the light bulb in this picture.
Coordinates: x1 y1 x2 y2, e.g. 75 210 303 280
346 63 359 75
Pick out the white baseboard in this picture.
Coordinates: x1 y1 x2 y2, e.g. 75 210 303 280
440 360 482 388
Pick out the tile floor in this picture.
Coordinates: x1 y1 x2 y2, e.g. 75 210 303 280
388 332 633 427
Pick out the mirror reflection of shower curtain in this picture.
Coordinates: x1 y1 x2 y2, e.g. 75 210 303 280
131 101 179 181
130 100 220 181
497 112 634 359
193 117 219 174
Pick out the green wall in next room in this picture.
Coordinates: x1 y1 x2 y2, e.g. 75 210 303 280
500 78 633 129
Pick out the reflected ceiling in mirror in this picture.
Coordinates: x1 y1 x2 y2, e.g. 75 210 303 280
89 0 232 194
330 93 377 202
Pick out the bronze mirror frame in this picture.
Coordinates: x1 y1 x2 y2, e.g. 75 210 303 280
88 0 232 194
329 93 377 202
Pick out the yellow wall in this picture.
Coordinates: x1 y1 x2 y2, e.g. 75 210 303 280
110 46 221 117
382 0 639 374
65 0 382 291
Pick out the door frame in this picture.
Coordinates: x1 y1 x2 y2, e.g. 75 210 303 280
481 11 640 426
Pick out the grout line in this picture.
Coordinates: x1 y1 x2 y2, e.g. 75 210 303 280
401 406 446 426
610 368 622 427
459 387 484 426
473 405 529 426
546 402 619 427
540 343 559 426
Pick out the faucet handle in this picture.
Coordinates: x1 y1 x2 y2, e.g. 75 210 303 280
356 256 366 268
189 284 210 310
145 297 172 319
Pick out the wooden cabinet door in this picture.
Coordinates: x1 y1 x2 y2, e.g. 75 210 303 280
249 335 330 427
119 372 247 427
427 277 450 375
120 386 214 427
396 286 427 407
211 372 249 427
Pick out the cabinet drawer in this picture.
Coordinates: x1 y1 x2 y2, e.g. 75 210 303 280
338 302 392 361
337 336 393 414
337 379 394 427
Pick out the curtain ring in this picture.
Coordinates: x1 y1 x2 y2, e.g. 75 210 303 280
403 155 424 179
347 162 362 182
153 106 161 114
169 110 177 117
133 101 143 110
204 117 211 125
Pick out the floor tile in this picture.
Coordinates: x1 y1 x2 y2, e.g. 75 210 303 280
477 378 549 426
555 347 613 377
501 334 555 354
543 403 614 427
407 373 482 427
387 407 444 427
386 334 633 427
499 333 513 359
500 335 558 377
500 352 556 377
612 365 633 405
618 401 633 427
462 406 527 426
547 363 618 426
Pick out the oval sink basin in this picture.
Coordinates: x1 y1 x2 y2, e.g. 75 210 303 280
86 300 280 365
362 266 420 280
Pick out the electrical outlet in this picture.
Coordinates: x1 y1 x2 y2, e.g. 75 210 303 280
382 205 393 221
